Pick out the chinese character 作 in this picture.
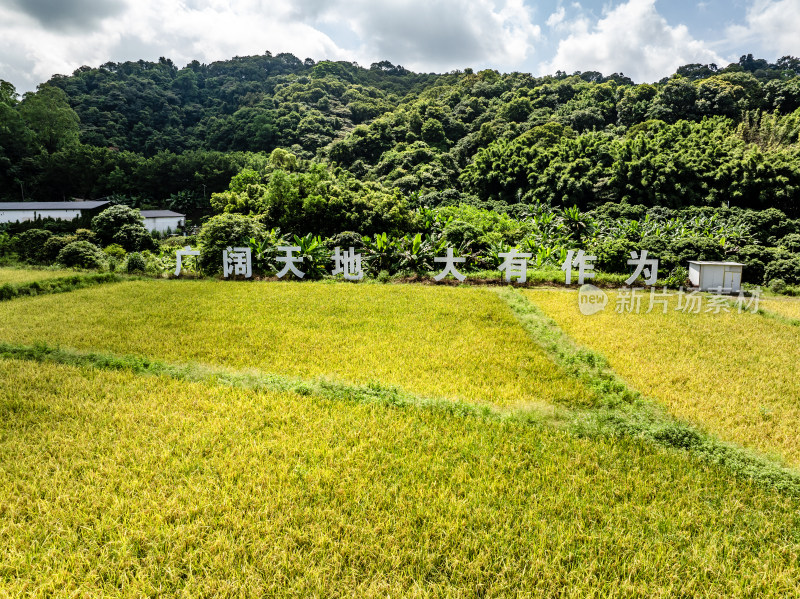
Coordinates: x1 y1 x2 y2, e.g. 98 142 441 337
561 249 596 285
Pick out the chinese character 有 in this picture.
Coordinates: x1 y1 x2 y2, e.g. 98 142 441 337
498 250 532 283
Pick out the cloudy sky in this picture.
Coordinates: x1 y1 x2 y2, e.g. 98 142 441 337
0 0 798 93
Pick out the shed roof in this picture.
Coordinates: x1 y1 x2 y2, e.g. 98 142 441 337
140 210 185 218
688 261 745 266
0 201 110 211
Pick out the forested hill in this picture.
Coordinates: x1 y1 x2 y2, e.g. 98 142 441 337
2 52 800 217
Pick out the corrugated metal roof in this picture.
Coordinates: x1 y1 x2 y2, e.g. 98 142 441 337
0 201 111 210
140 210 185 218
687 261 745 266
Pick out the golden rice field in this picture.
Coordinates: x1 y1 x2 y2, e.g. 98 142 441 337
526 288 800 467
761 296 800 320
1 357 798 597
0 267 81 284
0 280 592 409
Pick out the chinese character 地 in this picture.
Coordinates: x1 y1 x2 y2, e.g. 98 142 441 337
276 246 305 279
331 247 364 281
498 250 532 283
434 248 466 282
561 249 596 285
223 246 252 278
625 250 658 286
175 246 200 277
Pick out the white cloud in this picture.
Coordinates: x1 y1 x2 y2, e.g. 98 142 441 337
546 6 566 29
321 0 541 73
540 0 723 82
726 0 800 58
0 0 541 93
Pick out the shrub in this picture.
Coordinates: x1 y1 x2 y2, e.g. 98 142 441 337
41 235 77 263
126 252 146 274
197 213 264 275
56 241 107 270
590 238 636 273
103 244 127 260
768 278 787 294
13 229 53 262
92 205 145 246
764 258 800 285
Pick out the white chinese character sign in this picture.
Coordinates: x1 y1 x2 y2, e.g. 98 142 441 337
498 250 532 283
331 247 364 281
174 246 200 276
434 248 466 282
276 246 305 279
223 246 252 278
561 249 596 285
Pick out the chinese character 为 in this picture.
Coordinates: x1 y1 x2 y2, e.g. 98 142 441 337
561 249 596 285
498 250 532 283
175 245 199 276
615 287 642 313
331 247 364 281
675 287 702 313
625 250 658 286
735 287 761 314
276 246 305 279
223 246 252 278
434 248 466 282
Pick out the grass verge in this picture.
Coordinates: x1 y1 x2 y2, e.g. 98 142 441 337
0 272 125 301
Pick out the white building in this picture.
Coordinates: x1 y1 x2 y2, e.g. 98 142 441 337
140 210 186 234
688 261 744 293
0 200 110 224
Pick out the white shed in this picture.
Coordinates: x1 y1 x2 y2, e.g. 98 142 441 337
0 200 110 224
140 210 186 234
688 261 744 293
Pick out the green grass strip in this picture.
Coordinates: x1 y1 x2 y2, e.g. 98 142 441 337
495 287 800 496
0 341 498 422
755 306 800 327
0 272 127 301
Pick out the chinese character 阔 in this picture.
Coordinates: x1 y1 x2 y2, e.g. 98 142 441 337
223 246 252 278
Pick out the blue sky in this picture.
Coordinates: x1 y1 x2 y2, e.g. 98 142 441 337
0 0 797 93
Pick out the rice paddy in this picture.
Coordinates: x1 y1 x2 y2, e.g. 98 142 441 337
1 357 798 597
761 296 800 321
0 280 592 408
0 267 81 284
1 279 799 596
525 288 800 467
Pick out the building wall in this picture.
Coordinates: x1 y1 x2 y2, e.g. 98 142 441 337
0 209 83 224
143 216 184 233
